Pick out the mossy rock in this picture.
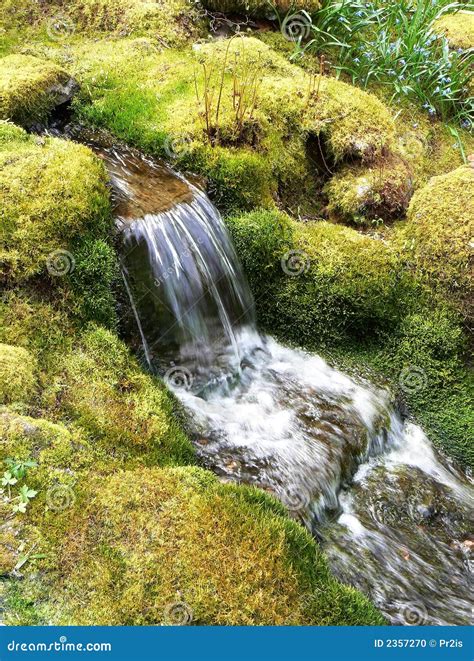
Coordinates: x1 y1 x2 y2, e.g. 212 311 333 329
226 209 419 346
0 54 78 127
0 344 36 405
70 36 394 213
324 155 413 225
66 0 204 46
396 165 474 322
42 465 383 625
0 122 117 324
202 0 320 18
433 11 474 50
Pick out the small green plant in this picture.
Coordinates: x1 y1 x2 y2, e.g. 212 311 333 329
1 458 38 514
194 35 264 146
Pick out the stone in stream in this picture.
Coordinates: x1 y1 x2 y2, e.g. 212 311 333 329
321 458 474 626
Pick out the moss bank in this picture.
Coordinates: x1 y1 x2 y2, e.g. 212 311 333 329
37 466 382 626
227 209 419 345
62 36 395 213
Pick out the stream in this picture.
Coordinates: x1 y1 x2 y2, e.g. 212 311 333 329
78 135 473 626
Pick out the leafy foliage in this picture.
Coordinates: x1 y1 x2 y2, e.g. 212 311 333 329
295 0 473 124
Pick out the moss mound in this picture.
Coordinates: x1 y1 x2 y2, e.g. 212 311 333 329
433 11 474 50
226 209 417 346
0 344 36 405
44 466 382 625
0 122 117 325
0 54 76 127
396 165 474 322
324 155 413 225
42 326 195 467
67 0 204 46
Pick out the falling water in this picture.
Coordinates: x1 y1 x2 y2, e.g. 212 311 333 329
102 143 472 626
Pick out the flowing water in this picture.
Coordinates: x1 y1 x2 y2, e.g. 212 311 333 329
101 143 472 626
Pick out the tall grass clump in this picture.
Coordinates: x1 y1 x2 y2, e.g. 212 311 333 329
288 0 473 126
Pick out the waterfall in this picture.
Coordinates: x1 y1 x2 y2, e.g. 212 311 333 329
121 187 261 386
101 142 472 626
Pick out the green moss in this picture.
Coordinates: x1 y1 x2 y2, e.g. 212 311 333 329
332 306 473 469
227 209 419 346
433 11 474 50
324 155 413 225
0 122 117 324
0 344 36 405
0 54 75 127
41 466 382 625
66 0 204 47
202 0 320 17
227 209 472 468
396 165 474 322
42 326 195 467
0 292 74 371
